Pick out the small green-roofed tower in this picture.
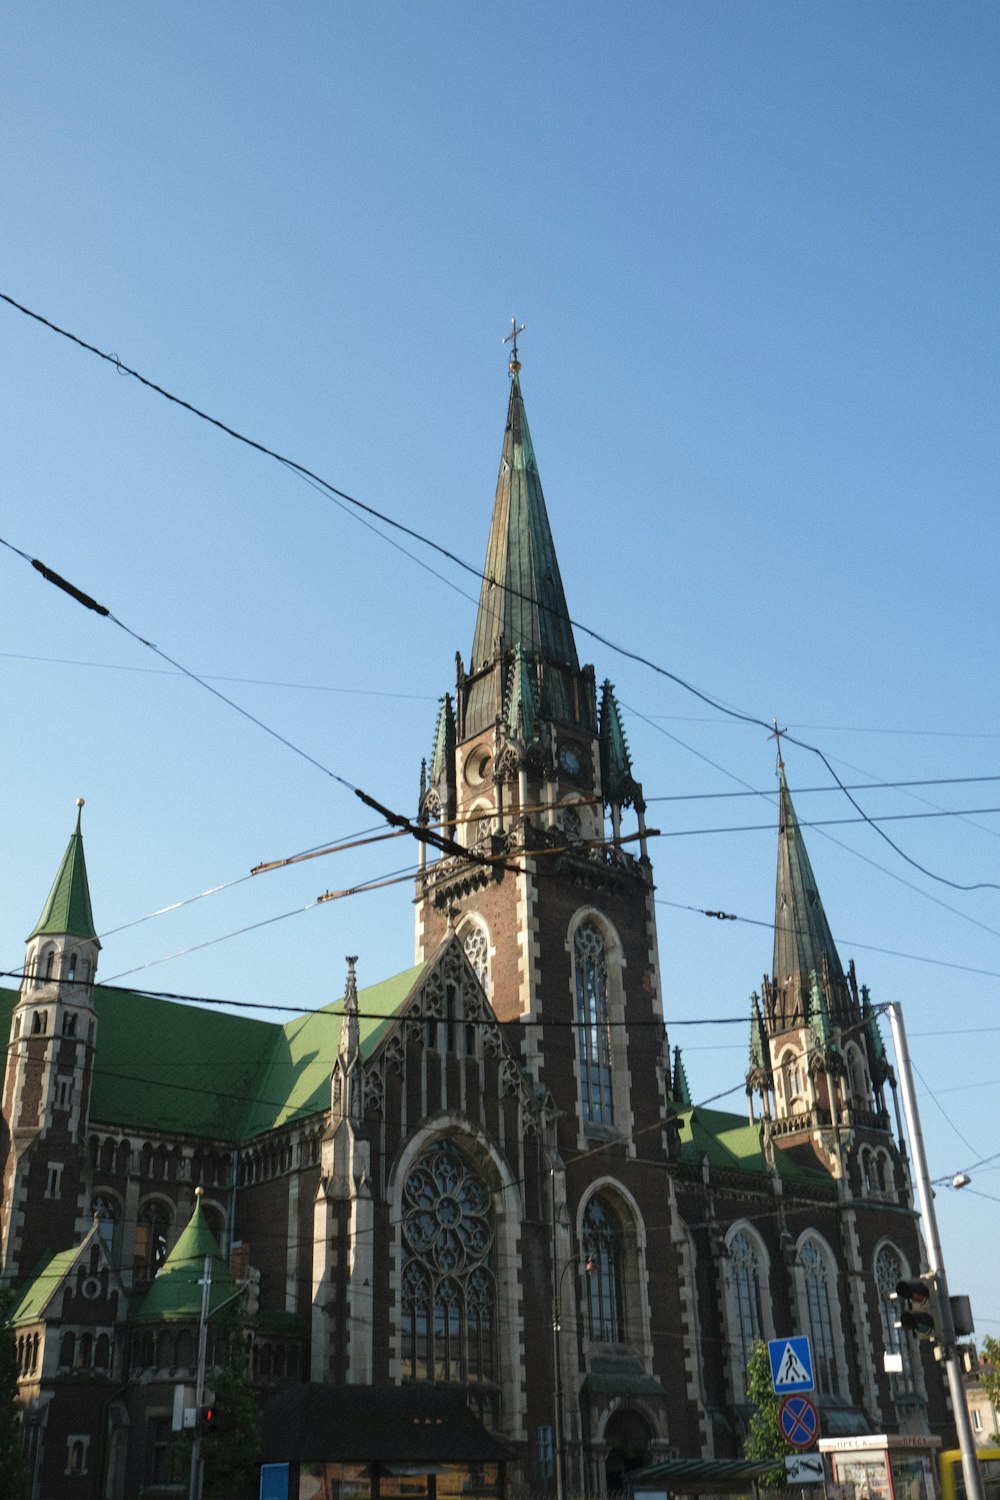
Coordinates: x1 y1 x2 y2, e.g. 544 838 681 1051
133 1189 236 1323
3 801 102 1279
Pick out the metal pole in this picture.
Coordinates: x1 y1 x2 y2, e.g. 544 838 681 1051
887 1002 985 1500
188 1252 213 1500
551 1168 565 1500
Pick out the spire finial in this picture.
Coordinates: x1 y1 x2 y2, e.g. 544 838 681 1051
502 318 526 373
76 797 85 809
769 719 787 773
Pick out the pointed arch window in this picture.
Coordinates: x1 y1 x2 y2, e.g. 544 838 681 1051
583 1196 625 1343
729 1231 765 1381
575 923 613 1124
800 1238 838 1396
91 1195 120 1260
399 1141 497 1419
461 922 490 998
877 1245 915 1393
134 1200 171 1280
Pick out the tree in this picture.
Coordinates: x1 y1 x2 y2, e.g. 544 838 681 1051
978 1335 1000 1442
742 1340 791 1489
0 1289 30 1500
201 1306 262 1500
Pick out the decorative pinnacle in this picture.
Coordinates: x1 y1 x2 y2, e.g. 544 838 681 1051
769 719 787 772
76 797 85 808
502 318 526 373
194 1185 204 1200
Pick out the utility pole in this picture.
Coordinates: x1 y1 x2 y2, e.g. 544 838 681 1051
188 1252 213 1500
887 1002 985 1500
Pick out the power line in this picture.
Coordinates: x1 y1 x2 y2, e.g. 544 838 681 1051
1 289 996 894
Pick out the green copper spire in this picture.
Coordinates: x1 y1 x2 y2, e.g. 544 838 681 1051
133 1193 236 1323
28 800 99 946
773 766 843 995
429 694 456 784
504 644 539 743
470 371 579 678
599 680 638 804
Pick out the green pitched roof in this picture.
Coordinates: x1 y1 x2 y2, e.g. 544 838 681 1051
0 960 429 1146
676 1104 830 1185
470 371 578 676
9 1246 81 1325
28 805 99 945
240 961 427 1140
133 1197 235 1323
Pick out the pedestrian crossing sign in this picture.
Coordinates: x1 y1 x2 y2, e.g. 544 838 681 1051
768 1335 814 1393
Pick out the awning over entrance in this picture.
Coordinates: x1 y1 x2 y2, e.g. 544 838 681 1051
261 1384 515 1467
630 1456 779 1494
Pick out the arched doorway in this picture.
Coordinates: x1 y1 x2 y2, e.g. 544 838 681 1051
604 1407 654 1493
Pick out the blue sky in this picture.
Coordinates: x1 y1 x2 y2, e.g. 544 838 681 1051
2 5 998 1330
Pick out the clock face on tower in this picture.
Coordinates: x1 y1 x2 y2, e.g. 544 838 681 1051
559 745 583 779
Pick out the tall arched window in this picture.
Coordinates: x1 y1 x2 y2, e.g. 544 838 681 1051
729 1231 765 1380
876 1245 915 1392
399 1141 497 1422
575 923 613 1124
800 1238 838 1396
134 1200 170 1279
583 1196 625 1343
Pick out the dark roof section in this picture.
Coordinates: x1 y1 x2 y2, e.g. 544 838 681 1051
772 766 844 990
469 371 579 678
28 804 99 945
260 1384 516 1465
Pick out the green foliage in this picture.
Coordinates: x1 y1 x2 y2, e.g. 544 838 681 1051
0 1290 30 1500
742 1341 790 1489
202 1306 262 1500
979 1335 1000 1441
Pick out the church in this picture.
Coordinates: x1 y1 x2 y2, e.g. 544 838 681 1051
1 350 952 1498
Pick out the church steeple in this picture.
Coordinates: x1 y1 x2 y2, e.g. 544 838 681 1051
771 765 844 1027
469 368 579 677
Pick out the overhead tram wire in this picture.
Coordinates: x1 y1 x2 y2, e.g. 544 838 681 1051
1 291 996 893
0 534 524 888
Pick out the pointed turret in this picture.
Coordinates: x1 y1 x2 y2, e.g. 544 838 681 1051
429 694 456 786
772 766 845 1028
28 800 99 948
672 1047 692 1107
504 644 539 744
133 1190 235 1323
599 681 642 807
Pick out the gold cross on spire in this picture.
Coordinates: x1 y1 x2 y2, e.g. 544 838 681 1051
768 718 787 773
502 318 526 371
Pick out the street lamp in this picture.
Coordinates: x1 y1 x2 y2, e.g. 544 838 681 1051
552 1250 596 1500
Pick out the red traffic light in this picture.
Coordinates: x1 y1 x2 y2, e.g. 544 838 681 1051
894 1279 930 1308
892 1277 939 1339
197 1405 222 1436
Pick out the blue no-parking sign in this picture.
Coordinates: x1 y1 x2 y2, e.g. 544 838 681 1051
768 1335 814 1394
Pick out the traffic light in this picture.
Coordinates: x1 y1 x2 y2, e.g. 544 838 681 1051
892 1276 940 1340
243 1266 261 1318
196 1405 223 1437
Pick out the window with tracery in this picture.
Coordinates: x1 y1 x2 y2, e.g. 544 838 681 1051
562 804 583 841
877 1245 915 1391
729 1231 764 1377
462 925 490 996
800 1239 838 1395
583 1197 625 1343
400 1142 497 1422
575 923 613 1124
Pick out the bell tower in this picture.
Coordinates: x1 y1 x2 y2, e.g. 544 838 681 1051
1 800 101 1276
415 348 675 1151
